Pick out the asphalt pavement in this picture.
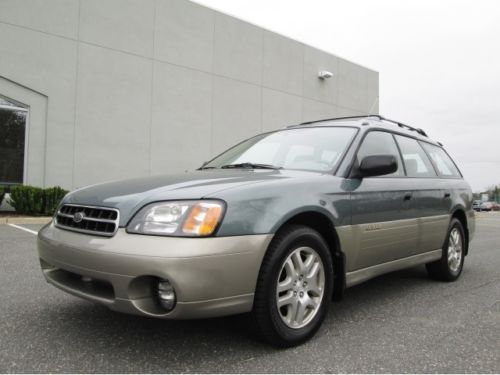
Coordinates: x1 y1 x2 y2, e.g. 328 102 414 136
0 214 498 373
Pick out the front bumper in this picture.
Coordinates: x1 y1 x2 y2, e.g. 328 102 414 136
37 222 273 319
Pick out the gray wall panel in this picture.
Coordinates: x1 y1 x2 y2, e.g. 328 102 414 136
303 46 338 104
0 0 378 189
302 99 338 122
155 0 215 72
73 44 152 187
0 23 78 187
151 61 212 175
212 76 262 154
79 0 155 57
338 58 368 112
213 13 263 85
0 77 48 187
0 0 79 39
263 31 304 96
262 89 302 132
366 71 380 114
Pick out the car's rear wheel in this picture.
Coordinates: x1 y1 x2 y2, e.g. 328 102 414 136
252 225 333 347
426 218 465 281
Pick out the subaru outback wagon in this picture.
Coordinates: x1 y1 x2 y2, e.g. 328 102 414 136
38 115 475 347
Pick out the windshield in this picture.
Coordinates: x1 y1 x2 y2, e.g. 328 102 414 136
203 127 358 172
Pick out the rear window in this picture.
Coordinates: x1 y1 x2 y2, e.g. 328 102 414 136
420 142 461 178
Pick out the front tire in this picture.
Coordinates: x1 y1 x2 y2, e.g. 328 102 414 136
252 225 334 347
426 218 465 281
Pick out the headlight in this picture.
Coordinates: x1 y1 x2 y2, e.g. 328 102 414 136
127 200 225 237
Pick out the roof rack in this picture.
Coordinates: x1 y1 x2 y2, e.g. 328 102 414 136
290 115 428 137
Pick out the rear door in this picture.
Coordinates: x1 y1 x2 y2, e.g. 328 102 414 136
350 131 418 270
394 135 450 254
419 141 464 244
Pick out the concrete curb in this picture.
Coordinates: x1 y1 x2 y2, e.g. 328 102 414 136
0 217 52 225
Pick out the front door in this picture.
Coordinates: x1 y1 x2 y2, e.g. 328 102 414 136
349 131 418 271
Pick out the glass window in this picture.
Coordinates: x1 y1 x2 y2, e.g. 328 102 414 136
0 96 27 183
231 142 280 165
420 142 461 177
395 135 437 177
204 127 358 172
356 131 404 176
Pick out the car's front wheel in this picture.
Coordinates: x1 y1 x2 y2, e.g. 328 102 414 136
252 225 333 347
426 218 465 281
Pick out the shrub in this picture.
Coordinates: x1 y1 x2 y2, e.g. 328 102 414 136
8 185 45 215
0 186 5 206
43 186 68 216
7 185 69 216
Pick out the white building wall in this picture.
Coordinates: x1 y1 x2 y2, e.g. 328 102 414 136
0 0 379 190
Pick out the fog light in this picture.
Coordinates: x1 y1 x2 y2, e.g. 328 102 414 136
157 280 176 311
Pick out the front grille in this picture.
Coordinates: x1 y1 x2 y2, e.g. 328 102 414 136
55 204 120 237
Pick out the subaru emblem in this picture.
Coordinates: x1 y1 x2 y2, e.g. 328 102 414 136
73 211 85 223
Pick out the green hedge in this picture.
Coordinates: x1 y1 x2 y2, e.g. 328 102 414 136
43 186 69 216
0 186 5 206
7 185 68 216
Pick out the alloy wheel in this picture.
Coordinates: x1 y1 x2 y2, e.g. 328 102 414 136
448 227 463 273
276 246 325 329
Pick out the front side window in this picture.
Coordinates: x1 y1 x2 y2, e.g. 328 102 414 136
395 135 437 177
356 131 404 176
203 127 358 172
0 96 28 183
420 142 461 178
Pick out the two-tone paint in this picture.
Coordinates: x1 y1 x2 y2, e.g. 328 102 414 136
38 118 475 318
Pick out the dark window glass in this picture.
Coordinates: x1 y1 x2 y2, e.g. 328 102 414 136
0 97 27 183
356 131 404 176
420 142 461 178
395 135 437 177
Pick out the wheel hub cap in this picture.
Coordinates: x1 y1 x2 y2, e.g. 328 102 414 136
276 246 325 329
448 227 462 273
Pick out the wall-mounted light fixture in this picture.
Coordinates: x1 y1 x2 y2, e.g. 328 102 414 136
318 70 333 79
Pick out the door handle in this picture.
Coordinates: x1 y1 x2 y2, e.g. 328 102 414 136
444 192 451 198
403 192 413 201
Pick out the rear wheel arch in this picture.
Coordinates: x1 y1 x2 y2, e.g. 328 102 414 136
270 210 346 300
451 208 469 255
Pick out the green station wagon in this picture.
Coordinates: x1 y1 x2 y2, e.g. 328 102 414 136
38 115 475 346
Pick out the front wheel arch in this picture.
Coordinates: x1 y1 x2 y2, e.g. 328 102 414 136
252 224 334 346
270 210 346 301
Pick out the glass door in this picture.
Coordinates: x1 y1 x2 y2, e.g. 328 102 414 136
0 96 28 184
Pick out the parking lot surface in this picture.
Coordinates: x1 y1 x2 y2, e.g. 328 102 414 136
0 214 499 373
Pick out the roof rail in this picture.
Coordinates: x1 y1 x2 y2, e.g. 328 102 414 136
289 115 428 137
295 115 375 126
378 116 428 137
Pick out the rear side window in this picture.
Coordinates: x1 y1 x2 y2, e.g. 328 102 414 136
420 142 461 177
394 135 437 177
357 131 404 176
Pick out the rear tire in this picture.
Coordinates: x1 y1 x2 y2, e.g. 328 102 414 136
252 225 334 347
426 218 465 281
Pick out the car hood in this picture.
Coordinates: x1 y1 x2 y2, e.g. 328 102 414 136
63 169 318 226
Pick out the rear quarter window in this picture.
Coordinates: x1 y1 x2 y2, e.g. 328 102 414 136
420 142 461 178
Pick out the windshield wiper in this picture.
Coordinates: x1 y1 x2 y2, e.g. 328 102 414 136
198 166 217 170
220 162 282 170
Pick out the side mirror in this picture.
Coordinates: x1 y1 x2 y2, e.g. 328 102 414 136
358 154 398 178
